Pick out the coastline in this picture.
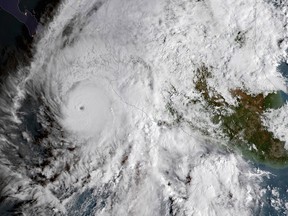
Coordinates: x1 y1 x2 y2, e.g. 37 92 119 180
0 0 61 82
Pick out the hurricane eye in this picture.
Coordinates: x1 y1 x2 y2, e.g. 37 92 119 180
60 81 111 137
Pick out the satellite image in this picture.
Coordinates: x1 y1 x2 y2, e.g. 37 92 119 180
0 0 288 215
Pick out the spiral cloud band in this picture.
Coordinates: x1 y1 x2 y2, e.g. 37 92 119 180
0 0 287 215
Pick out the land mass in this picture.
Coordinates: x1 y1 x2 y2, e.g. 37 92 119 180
195 65 288 167
0 0 38 36
0 0 61 82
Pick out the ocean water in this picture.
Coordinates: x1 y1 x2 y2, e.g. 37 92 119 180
0 0 288 215
278 61 288 84
257 164 288 215
0 0 60 79
0 7 25 46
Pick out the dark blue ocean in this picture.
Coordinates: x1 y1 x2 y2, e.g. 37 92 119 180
0 1 288 215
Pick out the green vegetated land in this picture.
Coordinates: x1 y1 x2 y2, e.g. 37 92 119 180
194 65 288 167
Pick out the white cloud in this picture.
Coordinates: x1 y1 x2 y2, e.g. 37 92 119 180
1 0 287 215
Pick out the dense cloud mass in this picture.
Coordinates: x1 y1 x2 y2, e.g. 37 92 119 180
0 0 287 215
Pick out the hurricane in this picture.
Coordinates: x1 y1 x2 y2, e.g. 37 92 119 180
0 0 288 215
